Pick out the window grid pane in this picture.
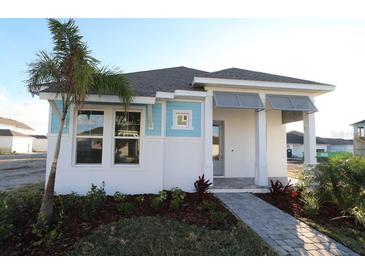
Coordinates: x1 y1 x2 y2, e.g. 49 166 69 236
115 111 141 137
114 139 140 164
77 110 104 136
76 138 103 164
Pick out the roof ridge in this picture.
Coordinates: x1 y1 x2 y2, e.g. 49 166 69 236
125 66 208 75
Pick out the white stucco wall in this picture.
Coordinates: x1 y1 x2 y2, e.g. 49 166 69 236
213 107 255 178
46 102 204 195
327 144 353 153
289 143 328 158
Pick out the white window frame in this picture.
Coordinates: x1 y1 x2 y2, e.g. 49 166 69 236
74 109 105 166
171 109 193 130
112 109 142 166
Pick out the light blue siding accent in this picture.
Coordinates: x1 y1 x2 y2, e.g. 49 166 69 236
145 103 162 136
166 101 201 137
50 101 70 134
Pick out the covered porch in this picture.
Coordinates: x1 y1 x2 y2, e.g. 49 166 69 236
203 90 318 193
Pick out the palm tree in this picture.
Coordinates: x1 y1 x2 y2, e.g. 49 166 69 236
27 19 133 225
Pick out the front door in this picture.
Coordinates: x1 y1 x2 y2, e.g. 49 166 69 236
213 121 224 176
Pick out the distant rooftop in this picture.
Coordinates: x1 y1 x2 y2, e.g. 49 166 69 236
287 131 353 145
0 117 33 130
0 129 30 137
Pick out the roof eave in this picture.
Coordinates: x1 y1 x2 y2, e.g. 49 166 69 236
192 77 335 94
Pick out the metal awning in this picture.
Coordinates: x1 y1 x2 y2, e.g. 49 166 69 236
267 94 318 113
213 92 264 110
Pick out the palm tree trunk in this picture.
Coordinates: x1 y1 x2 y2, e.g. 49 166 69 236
38 116 65 225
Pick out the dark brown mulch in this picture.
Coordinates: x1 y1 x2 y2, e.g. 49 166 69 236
255 193 364 231
1 192 237 256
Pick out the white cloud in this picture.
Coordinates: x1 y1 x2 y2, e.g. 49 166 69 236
0 88 49 134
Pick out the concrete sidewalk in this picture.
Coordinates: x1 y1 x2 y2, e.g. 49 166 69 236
216 193 358 256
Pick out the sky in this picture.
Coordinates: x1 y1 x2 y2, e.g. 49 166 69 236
1 18 365 137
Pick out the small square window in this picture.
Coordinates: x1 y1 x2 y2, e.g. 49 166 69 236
172 110 193 130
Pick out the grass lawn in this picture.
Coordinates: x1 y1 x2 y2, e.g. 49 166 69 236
1 184 275 255
70 216 275 256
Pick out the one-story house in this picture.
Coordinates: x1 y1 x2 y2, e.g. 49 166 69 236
286 130 353 158
0 117 48 153
0 129 33 153
39 66 335 194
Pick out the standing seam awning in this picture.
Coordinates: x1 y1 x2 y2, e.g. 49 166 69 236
267 94 318 113
213 92 264 110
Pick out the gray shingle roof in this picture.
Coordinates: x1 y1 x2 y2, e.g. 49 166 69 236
0 129 30 137
125 66 207 97
0 117 33 130
351 119 365 126
287 131 352 145
202 68 328 85
40 66 331 97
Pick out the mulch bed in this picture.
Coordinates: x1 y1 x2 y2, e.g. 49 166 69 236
1 192 237 255
255 193 364 231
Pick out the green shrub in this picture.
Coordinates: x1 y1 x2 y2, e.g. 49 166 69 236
151 190 167 209
201 200 217 211
209 210 228 225
114 191 127 202
0 195 13 242
169 188 186 210
31 214 63 248
136 195 145 204
82 182 106 221
117 202 135 214
350 206 365 227
305 156 365 227
300 192 320 218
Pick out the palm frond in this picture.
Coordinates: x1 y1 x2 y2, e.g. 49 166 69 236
92 66 133 107
26 50 60 95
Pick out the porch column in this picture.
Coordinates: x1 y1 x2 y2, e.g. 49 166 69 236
203 90 214 181
255 94 268 186
303 112 317 165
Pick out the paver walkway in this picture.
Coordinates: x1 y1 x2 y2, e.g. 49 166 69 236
216 193 358 256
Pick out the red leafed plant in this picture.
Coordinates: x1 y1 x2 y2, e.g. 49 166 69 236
270 179 293 197
194 174 212 195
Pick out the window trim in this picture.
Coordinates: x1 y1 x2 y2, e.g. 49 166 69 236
74 108 105 166
112 109 143 166
171 109 194 130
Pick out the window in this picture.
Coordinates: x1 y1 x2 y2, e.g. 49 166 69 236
358 127 364 138
75 110 104 164
172 110 193 130
114 111 141 164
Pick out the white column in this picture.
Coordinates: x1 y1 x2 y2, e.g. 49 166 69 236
255 94 268 186
303 112 317 165
204 90 214 182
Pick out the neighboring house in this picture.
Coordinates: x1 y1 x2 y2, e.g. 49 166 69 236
31 135 48 152
286 131 353 158
0 117 34 135
0 129 33 153
0 117 48 153
351 119 365 156
39 66 335 194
